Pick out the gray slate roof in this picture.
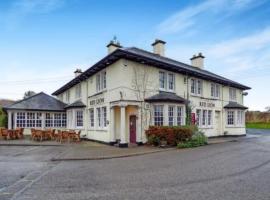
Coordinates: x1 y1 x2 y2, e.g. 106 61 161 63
65 100 86 109
3 92 66 112
145 92 187 103
224 101 248 110
52 47 251 95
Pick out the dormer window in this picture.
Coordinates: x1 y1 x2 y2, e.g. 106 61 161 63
159 71 175 92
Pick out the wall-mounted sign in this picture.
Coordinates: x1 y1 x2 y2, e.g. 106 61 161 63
90 98 104 106
199 101 215 108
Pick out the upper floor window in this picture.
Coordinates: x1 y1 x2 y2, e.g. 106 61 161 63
75 84 81 99
229 88 237 101
96 71 106 92
211 83 220 98
190 78 203 96
159 71 175 91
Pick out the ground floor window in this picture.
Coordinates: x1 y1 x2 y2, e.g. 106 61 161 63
196 109 212 128
153 105 164 126
89 108 94 128
76 110 84 128
45 113 66 128
96 106 107 128
16 112 25 127
16 112 42 128
227 110 244 126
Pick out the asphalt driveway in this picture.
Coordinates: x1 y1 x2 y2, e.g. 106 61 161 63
1 130 270 200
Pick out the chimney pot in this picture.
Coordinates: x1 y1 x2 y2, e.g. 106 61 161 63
74 68 83 77
190 53 205 69
107 37 122 54
152 39 166 56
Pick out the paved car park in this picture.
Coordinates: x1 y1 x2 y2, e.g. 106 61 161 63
1 130 270 200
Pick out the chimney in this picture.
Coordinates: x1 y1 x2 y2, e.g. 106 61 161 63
152 39 166 56
106 36 122 54
190 53 205 69
74 68 83 77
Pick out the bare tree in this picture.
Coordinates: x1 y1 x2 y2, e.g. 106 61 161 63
265 106 270 112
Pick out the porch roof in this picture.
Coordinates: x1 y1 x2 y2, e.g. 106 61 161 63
65 100 86 109
145 91 187 103
224 101 248 110
3 92 66 112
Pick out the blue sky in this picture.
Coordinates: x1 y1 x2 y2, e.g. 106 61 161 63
0 0 270 111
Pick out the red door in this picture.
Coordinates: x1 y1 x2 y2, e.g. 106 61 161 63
129 115 136 143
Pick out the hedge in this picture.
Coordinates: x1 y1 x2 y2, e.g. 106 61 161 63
145 126 194 146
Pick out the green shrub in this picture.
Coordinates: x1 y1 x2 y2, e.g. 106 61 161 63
177 132 208 148
0 108 7 128
145 126 194 146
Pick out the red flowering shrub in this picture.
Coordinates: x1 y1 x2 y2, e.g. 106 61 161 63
145 126 193 146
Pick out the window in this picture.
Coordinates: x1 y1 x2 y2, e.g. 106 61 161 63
211 83 220 98
168 73 174 91
227 110 234 125
229 88 236 101
177 106 183 126
62 113 67 127
196 109 212 128
153 105 164 126
237 110 244 125
89 108 94 128
54 113 62 127
96 71 106 92
26 113 35 128
36 113 42 127
75 84 81 99
168 106 174 126
102 107 107 127
16 112 25 128
66 90 70 103
208 111 212 126
159 71 175 91
159 71 166 89
190 78 203 96
96 107 107 128
76 110 83 128
45 113 54 127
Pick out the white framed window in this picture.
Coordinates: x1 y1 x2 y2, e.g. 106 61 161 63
45 113 54 127
153 105 164 126
54 113 62 127
89 108 94 128
177 106 184 126
36 113 42 127
26 113 35 128
159 71 175 91
211 83 220 98
196 109 212 128
96 107 107 128
168 106 174 126
227 110 235 125
62 113 67 127
237 110 244 125
75 84 81 99
96 71 106 92
45 113 66 128
190 78 203 96
76 110 84 128
16 112 25 128
229 88 237 101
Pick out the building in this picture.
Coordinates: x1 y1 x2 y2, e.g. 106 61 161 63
4 39 250 147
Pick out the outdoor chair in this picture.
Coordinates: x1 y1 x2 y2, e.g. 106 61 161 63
73 130 81 143
60 130 69 143
15 128 24 139
0 128 8 140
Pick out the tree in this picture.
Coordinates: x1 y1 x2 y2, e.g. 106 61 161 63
23 91 36 99
265 106 270 112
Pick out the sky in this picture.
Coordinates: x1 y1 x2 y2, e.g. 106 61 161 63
0 0 269 111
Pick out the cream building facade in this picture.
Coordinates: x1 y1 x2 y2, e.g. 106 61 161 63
4 39 250 147
52 39 250 147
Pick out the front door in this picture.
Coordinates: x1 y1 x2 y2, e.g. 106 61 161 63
129 115 136 143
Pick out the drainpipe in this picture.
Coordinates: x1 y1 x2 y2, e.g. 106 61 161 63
186 74 190 125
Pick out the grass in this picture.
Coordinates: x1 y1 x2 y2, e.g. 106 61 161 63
246 122 270 129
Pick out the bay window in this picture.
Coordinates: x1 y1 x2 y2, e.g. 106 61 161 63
76 110 84 128
226 110 244 126
227 110 235 125
168 106 174 126
153 105 164 126
177 106 184 126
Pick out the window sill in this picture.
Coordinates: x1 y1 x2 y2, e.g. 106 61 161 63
199 126 213 129
226 125 245 128
190 94 202 97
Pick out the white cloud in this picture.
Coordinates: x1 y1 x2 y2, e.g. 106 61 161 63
157 0 266 35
